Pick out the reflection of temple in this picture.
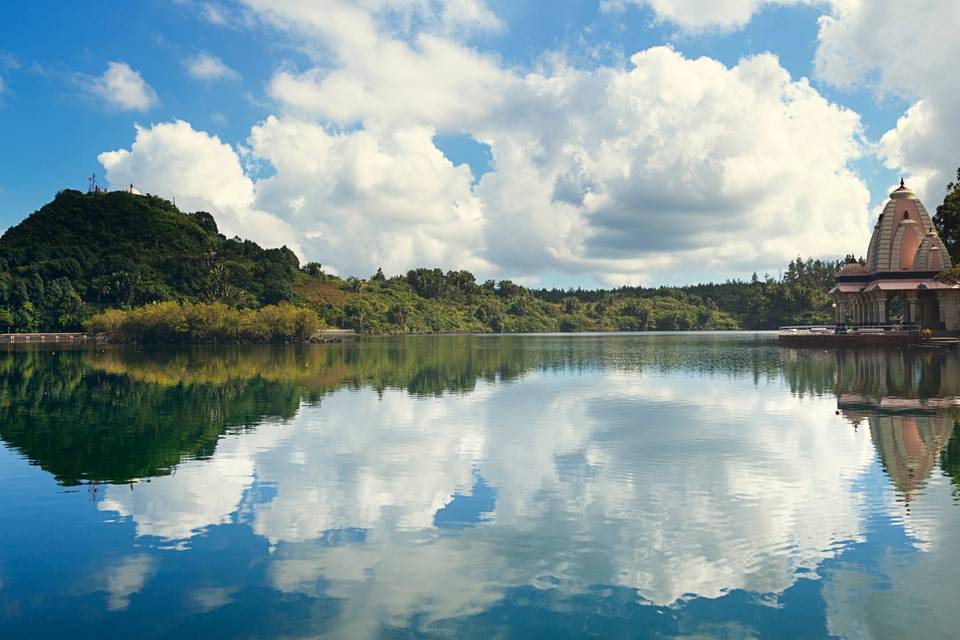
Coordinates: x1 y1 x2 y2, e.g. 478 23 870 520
831 180 958 329
834 349 960 499
867 416 951 497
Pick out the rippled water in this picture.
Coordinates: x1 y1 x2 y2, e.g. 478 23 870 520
2 333 959 638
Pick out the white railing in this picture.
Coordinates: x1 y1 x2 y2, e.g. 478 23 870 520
778 323 923 335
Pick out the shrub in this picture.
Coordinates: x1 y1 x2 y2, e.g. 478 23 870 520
86 301 320 343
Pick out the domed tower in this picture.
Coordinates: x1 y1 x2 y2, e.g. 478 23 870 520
831 179 959 331
864 179 950 273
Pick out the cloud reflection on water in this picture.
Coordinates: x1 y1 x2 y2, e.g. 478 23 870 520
93 342 875 615
4 336 960 637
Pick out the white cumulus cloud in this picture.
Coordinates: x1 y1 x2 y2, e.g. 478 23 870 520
248 116 490 276
601 0 813 33
99 1 878 283
242 0 501 43
601 0 960 208
184 51 241 82
472 47 869 283
813 0 960 204
89 61 158 111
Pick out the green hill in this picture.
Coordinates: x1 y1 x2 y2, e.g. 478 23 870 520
0 189 299 331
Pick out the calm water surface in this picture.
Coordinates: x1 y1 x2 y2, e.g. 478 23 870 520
2 333 959 638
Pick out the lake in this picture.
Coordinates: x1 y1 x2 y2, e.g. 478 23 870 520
2 333 959 639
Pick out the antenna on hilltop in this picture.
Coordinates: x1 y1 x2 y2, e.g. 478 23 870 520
87 173 104 195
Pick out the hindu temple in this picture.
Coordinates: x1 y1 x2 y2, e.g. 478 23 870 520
830 179 959 331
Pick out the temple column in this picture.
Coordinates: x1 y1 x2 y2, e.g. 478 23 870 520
907 296 920 326
877 293 887 325
937 290 960 331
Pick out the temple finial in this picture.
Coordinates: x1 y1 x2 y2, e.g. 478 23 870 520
900 177 905 188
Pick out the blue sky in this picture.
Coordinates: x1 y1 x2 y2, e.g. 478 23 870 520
0 1 955 287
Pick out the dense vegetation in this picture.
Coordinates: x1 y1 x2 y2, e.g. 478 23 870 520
19 178 960 338
87 301 318 343
933 167 960 260
530 257 844 330
0 189 299 332
296 267 742 333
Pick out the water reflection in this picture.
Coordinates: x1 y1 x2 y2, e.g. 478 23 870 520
831 348 960 499
1 335 959 638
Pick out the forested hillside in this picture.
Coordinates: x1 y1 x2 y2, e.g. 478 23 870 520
532 257 844 330
0 188 846 338
0 189 299 331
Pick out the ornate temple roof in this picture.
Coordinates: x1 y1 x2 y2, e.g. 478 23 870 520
864 179 951 273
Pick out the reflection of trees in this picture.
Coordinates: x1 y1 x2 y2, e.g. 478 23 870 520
779 348 837 397
0 335 784 487
0 349 300 485
79 334 786 398
941 420 960 497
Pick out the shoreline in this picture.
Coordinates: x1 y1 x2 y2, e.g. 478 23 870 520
1 328 773 347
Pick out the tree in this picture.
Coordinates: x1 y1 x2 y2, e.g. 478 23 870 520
344 302 368 333
302 262 324 277
445 270 477 295
372 267 386 282
0 308 13 331
562 297 581 313
933 167 960 260
405 268 448 298
496 280 522 298
387 302 409 327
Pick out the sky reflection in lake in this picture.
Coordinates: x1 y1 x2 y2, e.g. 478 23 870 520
1 334 959 638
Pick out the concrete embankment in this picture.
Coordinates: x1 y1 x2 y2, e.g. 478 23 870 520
0 333 104 344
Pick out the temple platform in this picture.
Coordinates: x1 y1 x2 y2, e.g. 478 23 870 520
777 324 929 347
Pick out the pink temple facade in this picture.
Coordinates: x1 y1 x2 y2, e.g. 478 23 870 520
830 180 960 330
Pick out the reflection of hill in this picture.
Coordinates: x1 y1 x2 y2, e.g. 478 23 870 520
83 334 784 394
826 348 960 498
0 335 783 487
0 340 544 486
0 350 300 485
83 338 540 398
